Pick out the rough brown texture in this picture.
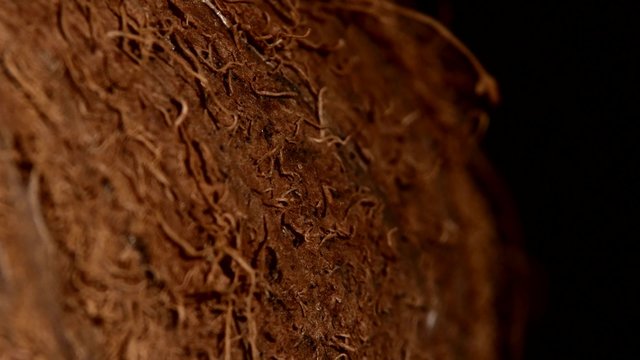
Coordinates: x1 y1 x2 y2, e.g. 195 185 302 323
1 0 510 359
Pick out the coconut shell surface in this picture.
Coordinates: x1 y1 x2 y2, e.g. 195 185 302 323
1 0 509 359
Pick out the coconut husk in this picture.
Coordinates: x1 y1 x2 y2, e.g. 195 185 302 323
0 1 521 359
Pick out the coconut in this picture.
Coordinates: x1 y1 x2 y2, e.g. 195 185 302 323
0 1 519 359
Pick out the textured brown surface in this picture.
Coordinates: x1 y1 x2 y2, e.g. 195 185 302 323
1 0 504 359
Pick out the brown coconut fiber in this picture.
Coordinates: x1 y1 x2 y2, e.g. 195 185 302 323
0 0 524 359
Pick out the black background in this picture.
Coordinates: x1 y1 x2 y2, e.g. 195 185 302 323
409 1 639 358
